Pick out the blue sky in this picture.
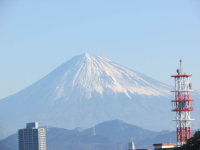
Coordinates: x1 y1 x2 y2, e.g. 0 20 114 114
0 0 200 99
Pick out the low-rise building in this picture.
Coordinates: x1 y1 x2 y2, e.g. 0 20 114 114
153 143 176 150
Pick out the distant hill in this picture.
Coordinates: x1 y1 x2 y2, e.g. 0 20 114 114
0 120 177 150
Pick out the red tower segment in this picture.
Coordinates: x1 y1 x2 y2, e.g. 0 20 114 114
171 60 194 146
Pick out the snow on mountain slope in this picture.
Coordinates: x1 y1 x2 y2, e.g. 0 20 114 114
48 53 170 101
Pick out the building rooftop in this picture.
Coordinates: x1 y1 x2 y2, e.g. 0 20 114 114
153 143 176 150
26 122 38 128
153 143 176 146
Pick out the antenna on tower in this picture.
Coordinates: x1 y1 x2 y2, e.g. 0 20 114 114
46 122 49 132
189 83 192 90
180 59 182 75
93 127 96 136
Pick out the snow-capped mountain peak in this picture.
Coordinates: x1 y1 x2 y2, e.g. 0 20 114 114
52 53 170 100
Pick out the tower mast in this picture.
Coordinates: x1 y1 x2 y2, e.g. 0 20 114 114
171 60 194 146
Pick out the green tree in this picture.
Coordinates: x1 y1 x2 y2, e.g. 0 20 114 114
175 131 200 150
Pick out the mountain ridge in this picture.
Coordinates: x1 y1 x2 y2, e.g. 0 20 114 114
0 120 177 150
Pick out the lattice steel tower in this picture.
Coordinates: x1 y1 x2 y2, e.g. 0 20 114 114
171 60 194 146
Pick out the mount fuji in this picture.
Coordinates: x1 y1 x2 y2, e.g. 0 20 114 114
0 53 179 138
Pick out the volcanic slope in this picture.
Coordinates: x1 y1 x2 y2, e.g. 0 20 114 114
0 53 172 138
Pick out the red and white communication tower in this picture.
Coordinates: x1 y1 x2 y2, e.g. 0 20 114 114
171 60 194 146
